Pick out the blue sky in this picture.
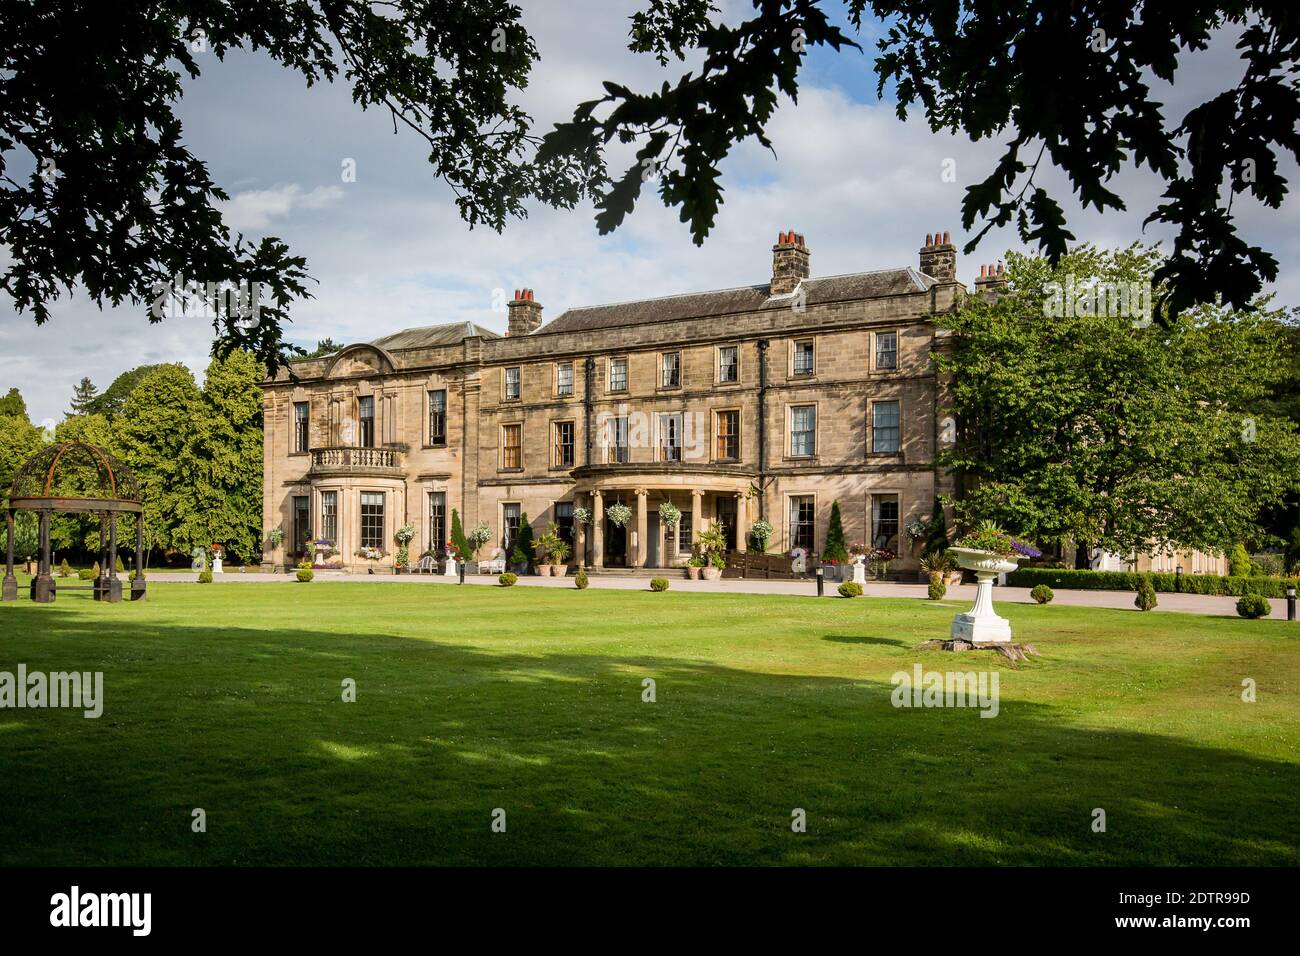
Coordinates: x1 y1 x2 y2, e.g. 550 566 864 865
2 1 1296 426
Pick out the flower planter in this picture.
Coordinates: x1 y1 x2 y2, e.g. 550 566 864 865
701 567 722 581
552 565 568 578
948 547 1023 644
686 566 701 580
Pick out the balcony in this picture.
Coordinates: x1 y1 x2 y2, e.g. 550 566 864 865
308 446 405 478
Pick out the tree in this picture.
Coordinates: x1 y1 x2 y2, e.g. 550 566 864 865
0 410 46 494
2 512 38 563
541 1 1300 320
923 497 949 557
87 365 166 420
511 512 535 571
68 377 98 416
0 387 28 419
936 245 1300 559
1 1 590 373
823 500 849 562
1229 543 1253 578
449 508 471 559
50 412 123 553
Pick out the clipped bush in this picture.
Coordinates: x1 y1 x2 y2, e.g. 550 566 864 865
837 581 863 598
927 579 947 601
650 577 670 592
91 561 101 578
1030 584 1054 605
77 567 95 581
1134 574 1157 611
296 567 314 583
115 555 125 573
498 572 518 587
1006 566 1294 599
198 569 214 584
1236 593 1271 619
574 569 589 590
58 559 71 578
1229 543 1253 578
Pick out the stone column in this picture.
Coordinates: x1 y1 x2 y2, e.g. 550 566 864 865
2 509 16 601
690 489 703 552
634 488 648 568
575 493 587 568
735 492 749 553
591 490 604 568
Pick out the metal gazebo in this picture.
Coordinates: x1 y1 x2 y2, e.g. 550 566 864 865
2 442 145 604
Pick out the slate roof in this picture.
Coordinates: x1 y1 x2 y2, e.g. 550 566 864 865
536 268 933 336
369 321 501 351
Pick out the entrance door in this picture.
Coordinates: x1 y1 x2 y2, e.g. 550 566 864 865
715 497 737 552
604 518 627 567
647 514 661 568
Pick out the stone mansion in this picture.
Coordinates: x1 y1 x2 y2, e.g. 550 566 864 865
261 230 981 573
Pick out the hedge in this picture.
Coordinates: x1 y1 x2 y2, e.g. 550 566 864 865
1006 567 1293 598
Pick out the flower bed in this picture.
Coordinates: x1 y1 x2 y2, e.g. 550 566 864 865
1005 567 1294 598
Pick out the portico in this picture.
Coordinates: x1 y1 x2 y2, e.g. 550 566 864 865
570 465 754 569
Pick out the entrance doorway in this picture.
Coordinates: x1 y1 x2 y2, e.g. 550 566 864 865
604 518 627 567
715 496 737 551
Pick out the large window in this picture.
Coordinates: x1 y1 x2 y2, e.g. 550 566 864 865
555 502 575 550
428 491 446 554
718 346 739 383
659 413 683 462
358 395 375 447
608 357 628 392
320 491 337 544
606 416 629 463
360 492 385 550
504 367 521 401
790 495 815 552
872 401 900 453
428 389 447 446
661 352 681 388
293 402 309 453
502 503 521 553
501 423 522 469
556 362 574 397
292 495 310 557
793 340 814 376
790 405 816 457
876 331 898 370
715 410 740 461
677 510 693 552
553 420 575 467
872 494 899 550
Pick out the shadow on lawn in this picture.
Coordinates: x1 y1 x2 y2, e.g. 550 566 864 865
0 603 1296 867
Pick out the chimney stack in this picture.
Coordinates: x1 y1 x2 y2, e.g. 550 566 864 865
771 230 810 295
919 230 956 282
973 262 1008 298
507 288 543 336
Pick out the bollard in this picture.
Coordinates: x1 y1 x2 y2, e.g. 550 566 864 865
1288 584 1296 622
816 566 824 598
459 560 465 586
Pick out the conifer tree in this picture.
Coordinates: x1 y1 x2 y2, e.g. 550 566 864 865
823 501 849 563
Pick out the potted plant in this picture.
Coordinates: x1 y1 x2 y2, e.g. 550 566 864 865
868 546 896 580
548 537 571 577
209 543 224 574
948 524 1032 644
394 524 416 573
820 500 850 580
357 546 385 573
686 554 704 579
534 528 558 576
697 525 727 580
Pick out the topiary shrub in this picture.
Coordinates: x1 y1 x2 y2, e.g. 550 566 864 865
498 572 517 587
1030 584 1054 604
1236 593 1270 619
650 577 669 592
1134 574 1158 611
296 567 314 583
837 581 863 598
115 555 125 573
927 579 946 601
1229 542 1254 578
91 561 101 578
574 569 589 589
58 559 71 578
198 569 214 584
77 567 94 580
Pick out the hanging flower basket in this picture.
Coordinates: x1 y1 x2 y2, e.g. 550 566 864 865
573 507 592 525
606 502 632 528
657 501 681 528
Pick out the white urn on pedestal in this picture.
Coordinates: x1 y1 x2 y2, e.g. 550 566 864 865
212 556 223 574
851 554 868 586
949 547 1022 644
443 557 458 578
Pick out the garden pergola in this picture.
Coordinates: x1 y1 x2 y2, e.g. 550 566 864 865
2 442 145 604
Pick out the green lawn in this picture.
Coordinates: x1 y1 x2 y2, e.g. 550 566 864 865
0 581 1296 866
